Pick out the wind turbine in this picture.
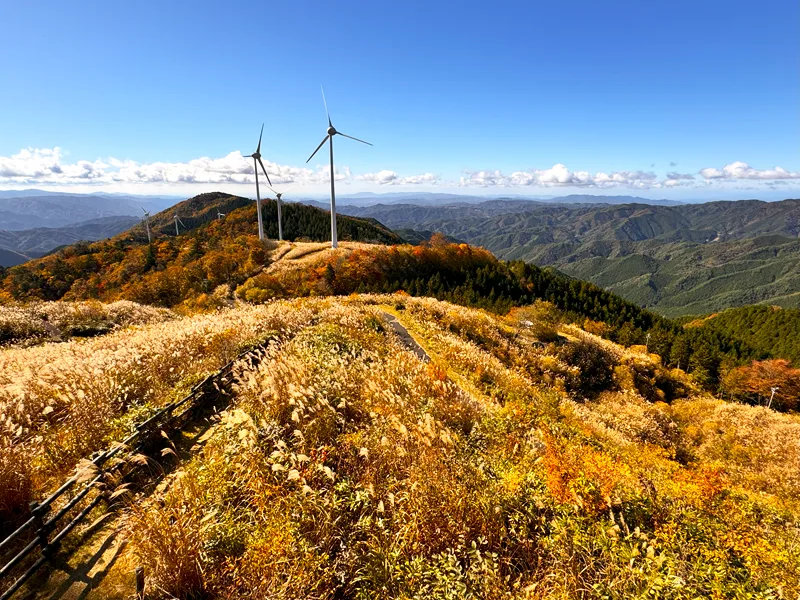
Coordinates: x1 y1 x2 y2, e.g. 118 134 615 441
173 213 186 236
141 207 151 244
266 184 295 241
243 124 273 240
217 210 226 220
306 87 372 248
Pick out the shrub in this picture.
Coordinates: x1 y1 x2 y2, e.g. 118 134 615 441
558 338 618 396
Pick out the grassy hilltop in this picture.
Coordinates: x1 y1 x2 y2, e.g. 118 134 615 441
2 295 797 597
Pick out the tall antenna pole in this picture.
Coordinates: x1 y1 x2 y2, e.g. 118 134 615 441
329 135 337 248
254 157 264 240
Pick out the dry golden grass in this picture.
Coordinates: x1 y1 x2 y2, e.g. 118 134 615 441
121 296 800 598
0 299 319 524
0 299 175 345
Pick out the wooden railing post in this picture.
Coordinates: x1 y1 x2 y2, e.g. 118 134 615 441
29 502 51 555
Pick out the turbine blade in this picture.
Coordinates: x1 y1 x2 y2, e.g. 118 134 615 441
321 86 331 127
257 156 273 187
282 184 296 195
306 135 330 163
336 131 373 146
257 123 264 154
265 183 278 196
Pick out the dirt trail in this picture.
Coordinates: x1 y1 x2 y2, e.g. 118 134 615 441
379 310 430 363
264 241 378 276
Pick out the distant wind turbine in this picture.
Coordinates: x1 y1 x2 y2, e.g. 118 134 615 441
217 210 226 220
306 87 372 248
141 207 151 243
266 184 295 241
243 124 273 240
173 213 186 236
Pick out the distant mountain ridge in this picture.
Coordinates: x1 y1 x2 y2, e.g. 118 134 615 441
337 198 800 316
0 216 140 265
0 191 174 230
0 249 28 268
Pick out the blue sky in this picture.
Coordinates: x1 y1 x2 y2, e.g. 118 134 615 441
0 0 798 200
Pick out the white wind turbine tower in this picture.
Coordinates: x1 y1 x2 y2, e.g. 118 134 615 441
141 207 151 243
173 212 186 236
217 210 226 220
266 184 295 242
243 124 273 240
306 87 372 248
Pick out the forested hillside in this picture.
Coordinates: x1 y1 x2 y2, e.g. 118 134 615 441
340 198 800 315
0 192 400 307
683 305 800 364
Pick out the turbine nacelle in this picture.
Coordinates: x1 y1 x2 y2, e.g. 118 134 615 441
327 126 337 136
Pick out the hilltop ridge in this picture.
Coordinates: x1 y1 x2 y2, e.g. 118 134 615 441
3 295 797 597
0 192 400 305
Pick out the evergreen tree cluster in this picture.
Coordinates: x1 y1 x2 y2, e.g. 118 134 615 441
681 305 800 365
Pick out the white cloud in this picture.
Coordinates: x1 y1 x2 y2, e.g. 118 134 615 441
459 165 658 189
355 170 439 185
0 147 435 191
0 147 353 187
699 161 800 180
3 148 798 195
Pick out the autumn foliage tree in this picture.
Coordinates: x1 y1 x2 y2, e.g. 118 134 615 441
722 359 800 411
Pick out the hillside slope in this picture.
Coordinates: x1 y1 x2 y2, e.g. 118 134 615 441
235 240 765 395
26 295 790 598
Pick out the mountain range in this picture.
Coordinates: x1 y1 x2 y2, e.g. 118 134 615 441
0 216 140 263
0 191 174 230
333 198 800 316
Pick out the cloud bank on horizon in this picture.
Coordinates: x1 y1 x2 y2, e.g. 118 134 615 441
1 147 798 195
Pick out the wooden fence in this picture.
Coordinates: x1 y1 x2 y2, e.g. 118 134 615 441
0 342 267 599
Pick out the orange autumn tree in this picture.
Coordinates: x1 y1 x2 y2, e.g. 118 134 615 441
722 359 800 411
